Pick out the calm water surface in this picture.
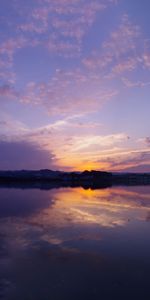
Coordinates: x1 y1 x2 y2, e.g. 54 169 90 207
0 186 150 299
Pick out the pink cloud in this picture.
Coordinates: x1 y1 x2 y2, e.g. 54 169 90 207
0 70 16 84
19 23 47 34
0 85 18 99
112 58 137 74
142 40 150 68
83 15 141 75
95 149 150 172
46 38 81 57
50 1 106 41
0 37 27 85
145 137 150 145
19 69 117 116
103 14 140 59
82 14 150 88
0 37 28 60
0 36 39 84
17 0 116 56
143 53 150 68
122 77 150 88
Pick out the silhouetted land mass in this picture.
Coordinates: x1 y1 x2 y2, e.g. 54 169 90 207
0 169 150 189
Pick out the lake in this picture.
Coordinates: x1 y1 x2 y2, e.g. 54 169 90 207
0 186 150 300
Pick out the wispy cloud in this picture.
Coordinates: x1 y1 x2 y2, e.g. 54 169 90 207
121 77 150 88
19 70 118 116
69 133 129 152
1 111 150 172
83 14 150 86
0 84 18 99
0 37 28 60
16 0 116 57
83 15 140 64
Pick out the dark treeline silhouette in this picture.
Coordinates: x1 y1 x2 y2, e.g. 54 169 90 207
0 169 150 189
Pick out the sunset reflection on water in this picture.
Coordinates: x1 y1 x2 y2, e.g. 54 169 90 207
0 186 150 300
29 186 150 229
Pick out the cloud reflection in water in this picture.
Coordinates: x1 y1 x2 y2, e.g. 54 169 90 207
0 186 150 299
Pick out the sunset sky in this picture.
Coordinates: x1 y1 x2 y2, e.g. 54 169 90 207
0 0 150 171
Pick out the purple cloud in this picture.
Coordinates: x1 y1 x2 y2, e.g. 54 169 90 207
0 140 57 170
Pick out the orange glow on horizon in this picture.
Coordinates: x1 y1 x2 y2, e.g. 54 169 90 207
58 157 110 172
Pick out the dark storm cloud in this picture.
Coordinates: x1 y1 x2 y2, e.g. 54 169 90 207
0 140 56 170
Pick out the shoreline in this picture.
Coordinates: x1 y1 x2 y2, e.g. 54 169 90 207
0 170 150 189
